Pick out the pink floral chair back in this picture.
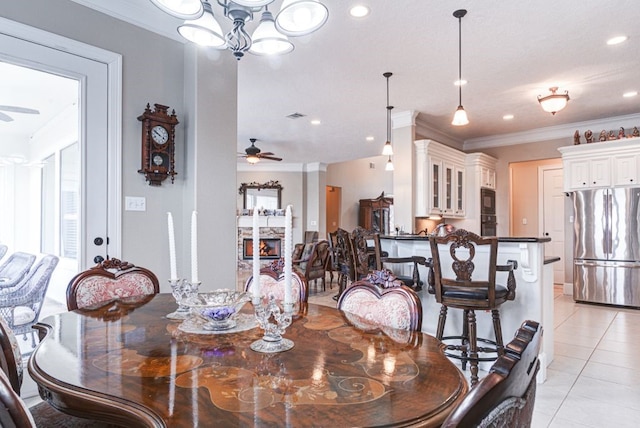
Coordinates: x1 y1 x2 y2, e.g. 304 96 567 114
66 259 159 311
245 259 308 304
338 270 423 332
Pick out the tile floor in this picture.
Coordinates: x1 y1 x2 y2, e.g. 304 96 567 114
20 279 640 427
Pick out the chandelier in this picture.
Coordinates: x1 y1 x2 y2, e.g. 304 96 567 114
150 0 329 60
537 87 570 115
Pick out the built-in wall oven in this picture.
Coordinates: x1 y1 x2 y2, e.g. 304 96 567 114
480 188 496 236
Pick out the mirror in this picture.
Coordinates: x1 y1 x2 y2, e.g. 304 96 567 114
239 181 282 211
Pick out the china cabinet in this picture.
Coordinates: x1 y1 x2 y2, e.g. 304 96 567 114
359 193 393 234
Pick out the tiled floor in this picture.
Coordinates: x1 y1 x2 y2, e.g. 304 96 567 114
21 279 640 427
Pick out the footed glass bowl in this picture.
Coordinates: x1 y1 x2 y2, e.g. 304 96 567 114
183 290 251 331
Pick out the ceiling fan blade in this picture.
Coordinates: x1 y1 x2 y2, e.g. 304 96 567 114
259 155 282 161
260 152 275 156
0 105 39 114
0 112 13 122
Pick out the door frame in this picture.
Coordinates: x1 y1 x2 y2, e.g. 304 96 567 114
0 17 122 267
538 165 565 285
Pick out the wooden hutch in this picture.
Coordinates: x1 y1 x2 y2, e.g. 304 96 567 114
359 192 393 234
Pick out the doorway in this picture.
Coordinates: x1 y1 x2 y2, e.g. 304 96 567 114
540 166 565 285
326 185 341 233
0 19 121 305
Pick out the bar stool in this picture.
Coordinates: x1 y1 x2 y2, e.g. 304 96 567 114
429 229 517 386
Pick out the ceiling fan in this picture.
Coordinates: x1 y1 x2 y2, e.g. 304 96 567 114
0 105 40 122
239 138 282 164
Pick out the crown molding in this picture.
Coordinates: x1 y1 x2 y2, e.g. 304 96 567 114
237 162 305 172
304 162 327 172
391 110 419 129
464 113 640 151
414 114 464 151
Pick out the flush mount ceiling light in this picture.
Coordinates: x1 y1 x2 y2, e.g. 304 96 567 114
451 9 469 126
153 0 328 60
382 72 394 157
537 87 570 115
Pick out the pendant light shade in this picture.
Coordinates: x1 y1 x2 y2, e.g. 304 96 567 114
382 72 394 156
385 156 394 171
250 9 295 55
177 1 225 47
538 87 570 115
275 0 329 36
451 9 469 126
150 0 204 19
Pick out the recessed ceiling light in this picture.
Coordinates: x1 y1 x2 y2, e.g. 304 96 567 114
311 119 321 125
607 35 628 45
350 5 370 18
623 91 638 98
454 79 467 86
366 136 374 141
503 114 514 120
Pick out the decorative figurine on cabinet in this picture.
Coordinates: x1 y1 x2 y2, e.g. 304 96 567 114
608 130 617 140
573 130 581 145
618 127 626 139
584 129 594 144
599 130 607 142
633 127 640 138
138 103 179 186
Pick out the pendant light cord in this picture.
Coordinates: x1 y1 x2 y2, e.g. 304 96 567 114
384 72 393 143
457 12 463 106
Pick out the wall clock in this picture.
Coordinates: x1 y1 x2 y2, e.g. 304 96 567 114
137 103 179 185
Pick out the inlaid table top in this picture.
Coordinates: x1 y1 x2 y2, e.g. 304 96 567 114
29 294 468 427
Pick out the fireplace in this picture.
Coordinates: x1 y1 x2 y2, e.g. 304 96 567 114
243 238 282 260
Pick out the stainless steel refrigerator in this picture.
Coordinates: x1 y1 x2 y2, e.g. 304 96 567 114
572 188 640 308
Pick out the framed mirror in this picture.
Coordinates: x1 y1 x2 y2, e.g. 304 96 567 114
239 181 282 211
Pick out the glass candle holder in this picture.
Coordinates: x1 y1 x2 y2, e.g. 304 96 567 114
250 296 294 353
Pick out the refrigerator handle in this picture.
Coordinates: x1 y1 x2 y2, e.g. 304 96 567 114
606 192 613 257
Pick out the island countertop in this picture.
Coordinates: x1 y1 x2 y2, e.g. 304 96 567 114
381 234 552 243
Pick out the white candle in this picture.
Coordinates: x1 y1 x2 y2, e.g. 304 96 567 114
167 212 177 280
284 205 293 305
191 210 198 283
252 208 261 303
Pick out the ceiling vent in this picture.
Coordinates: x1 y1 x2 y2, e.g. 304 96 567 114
286 112 306 119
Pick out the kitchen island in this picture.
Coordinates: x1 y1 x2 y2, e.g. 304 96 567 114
380 235 555 382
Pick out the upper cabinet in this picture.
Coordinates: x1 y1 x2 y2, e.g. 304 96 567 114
480 165 496 189
415 140 466 218
559 137 640 191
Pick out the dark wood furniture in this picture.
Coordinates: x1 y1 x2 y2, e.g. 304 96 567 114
333 227 357 300
430 229 518 386
359 192 393 235
66 258 160 311
442 320 542 427
137 103 179 186
0 316 119 427
30 294 468 427
292 240 330 291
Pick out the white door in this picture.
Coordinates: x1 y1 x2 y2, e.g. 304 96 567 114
0 28 117 302
541 167 565 284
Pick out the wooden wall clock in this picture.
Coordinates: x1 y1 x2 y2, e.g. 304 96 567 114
137 103 179 186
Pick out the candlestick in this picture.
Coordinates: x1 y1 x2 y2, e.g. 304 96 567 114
284 205 293 305
167 212 177 280
252 208 261 303
191 210 198 283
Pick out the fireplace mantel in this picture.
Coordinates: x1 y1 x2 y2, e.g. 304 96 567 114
237 215 287 228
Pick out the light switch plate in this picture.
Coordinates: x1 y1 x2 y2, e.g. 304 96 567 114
125 196 146 211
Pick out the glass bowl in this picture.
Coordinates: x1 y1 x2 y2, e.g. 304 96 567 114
183 290 251 331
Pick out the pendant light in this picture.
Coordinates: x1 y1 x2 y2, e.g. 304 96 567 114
250 8 295 56
177 1 225 47
382 72 394 157
451 9 469 126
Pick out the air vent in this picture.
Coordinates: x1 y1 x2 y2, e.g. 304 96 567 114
369 162 375 169
286 112 306 119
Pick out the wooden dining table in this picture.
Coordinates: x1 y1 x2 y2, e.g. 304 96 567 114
29 293 468 427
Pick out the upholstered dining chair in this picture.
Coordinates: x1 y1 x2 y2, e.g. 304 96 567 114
0 316 121 427
337 269 423 332
293 240 330 292
66 258 159 311
245 259 308 315
333 228 357 301
0 252 37 290
0 254 59 349
368 233 430 291
430 229 518 386
441 320 542 427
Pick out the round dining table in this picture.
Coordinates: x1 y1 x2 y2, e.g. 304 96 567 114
29 293 468 427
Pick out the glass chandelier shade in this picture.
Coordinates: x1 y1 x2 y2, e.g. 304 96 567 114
275 0 329 36
250 10 295 55
538 87 570 115
451 9 469 126
177 1 225 47
149 0 204 19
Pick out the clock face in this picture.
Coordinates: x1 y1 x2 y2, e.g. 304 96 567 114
153 154 164 166
151 125 169 145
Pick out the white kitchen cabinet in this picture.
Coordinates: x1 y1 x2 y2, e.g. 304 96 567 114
566 157 611 189
480 166 496 189
613 154 639 186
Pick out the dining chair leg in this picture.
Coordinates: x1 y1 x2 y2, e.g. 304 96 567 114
436 305 448 340
467 310 479 386
491 309 505 356
460 309 470 371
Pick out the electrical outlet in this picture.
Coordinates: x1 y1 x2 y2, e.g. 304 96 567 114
125 196 146 211
522 218 527 225
310 220 317 226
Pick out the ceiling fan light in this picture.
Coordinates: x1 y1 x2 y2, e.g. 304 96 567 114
537 87 570 115
382 141 393 156
385 157 394 171
275 0 329 36
149 0 204 20
452 106 469 126
246 154 260 164
177 1 226 47
250 10 295 55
